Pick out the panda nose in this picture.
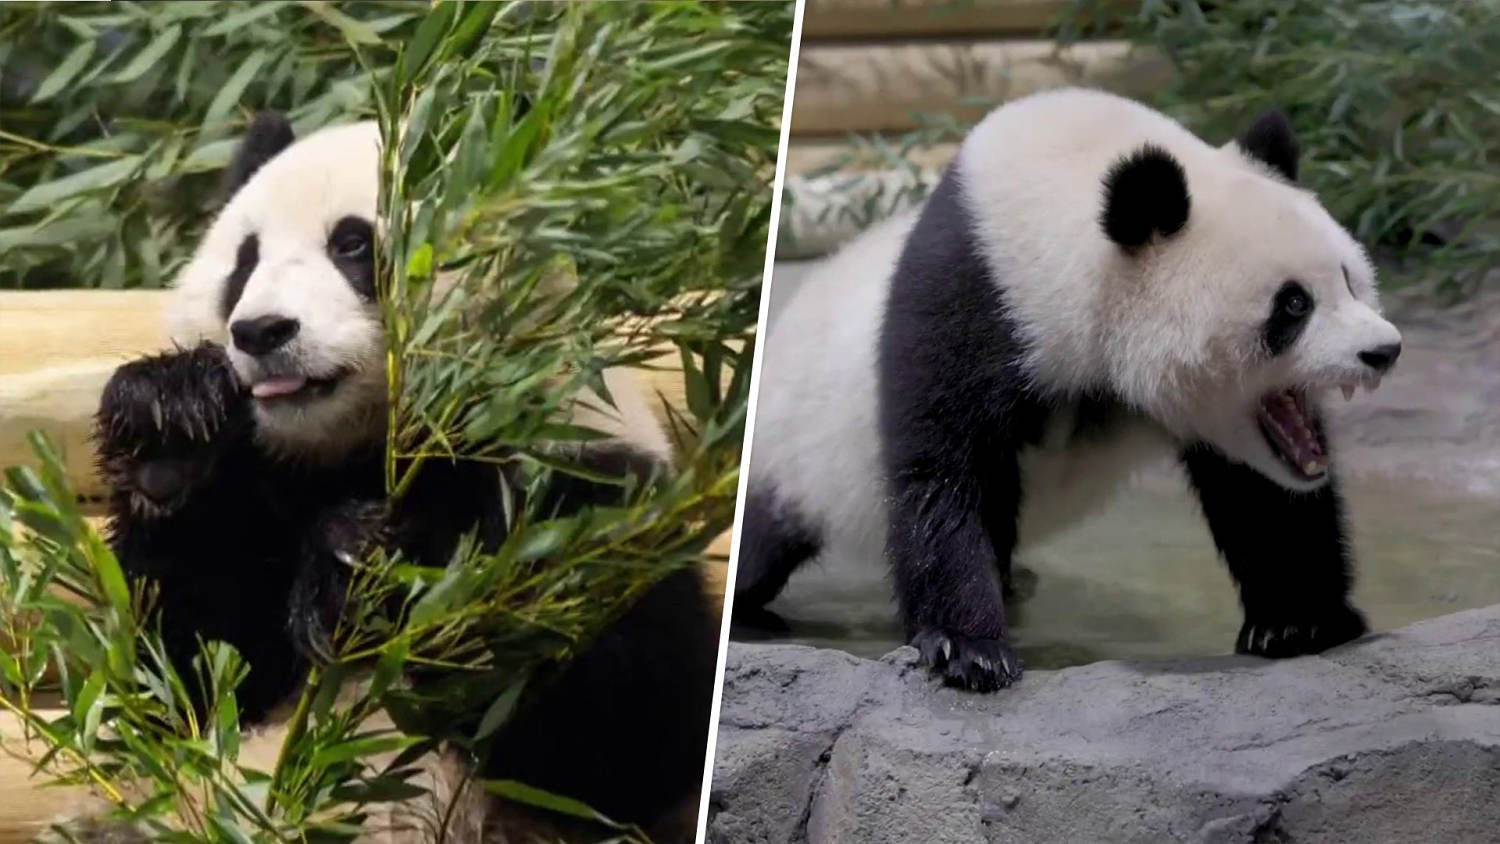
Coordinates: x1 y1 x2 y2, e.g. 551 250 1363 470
230 315 300 356
1357 342 1401 373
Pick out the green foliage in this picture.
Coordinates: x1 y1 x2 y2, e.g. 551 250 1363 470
1 1 789 839
0 1 421 289
1059 0 1500 294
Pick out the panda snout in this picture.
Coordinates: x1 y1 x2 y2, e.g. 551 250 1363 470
231 314 301 356
1357 342 1401 373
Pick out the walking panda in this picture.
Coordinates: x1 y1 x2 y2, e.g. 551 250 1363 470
736 88 1402 692
92 113 717 839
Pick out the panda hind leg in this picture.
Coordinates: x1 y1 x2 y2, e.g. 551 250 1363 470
484 567 718 829
729 485 821 630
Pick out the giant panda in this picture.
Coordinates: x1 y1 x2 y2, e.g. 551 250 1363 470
90 113 718 840
735 88 1403 692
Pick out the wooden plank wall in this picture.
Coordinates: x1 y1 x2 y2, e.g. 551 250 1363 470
780 0 1170 257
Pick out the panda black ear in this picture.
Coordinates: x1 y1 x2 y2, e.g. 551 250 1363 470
1100 144 1191 253
1235 108 1299 182
220 112 295 203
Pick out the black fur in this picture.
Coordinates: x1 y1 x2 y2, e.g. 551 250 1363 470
731 485 822 617
221 234 259 320
1236 109 1299 182
1100 144 1191 252
96 342 716 826
221 112 295 201
326 215 376 300
1262 280 1315 357
1180 444 1365 656
877 165 1046 691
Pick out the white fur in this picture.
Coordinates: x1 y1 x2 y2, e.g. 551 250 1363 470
752 88 1401 572
749 212 915 567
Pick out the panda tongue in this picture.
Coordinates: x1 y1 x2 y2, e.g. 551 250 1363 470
251 376 308 398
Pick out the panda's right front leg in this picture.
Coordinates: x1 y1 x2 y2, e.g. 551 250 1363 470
887 453 1024 692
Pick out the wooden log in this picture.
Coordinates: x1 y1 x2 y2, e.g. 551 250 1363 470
790 40 1172 135
803 0 1074 39
0 709 100 844
783 138 959 176
0 292 167 501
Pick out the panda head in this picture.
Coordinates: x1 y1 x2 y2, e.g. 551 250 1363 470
1095 109 1402 492
168 114 385 461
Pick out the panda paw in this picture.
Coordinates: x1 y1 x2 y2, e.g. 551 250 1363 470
291 500 391 661
96 343 249 516
1236 602 1367 658
912 628 1022 692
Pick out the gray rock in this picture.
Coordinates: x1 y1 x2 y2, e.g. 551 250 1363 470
708 605 1500 844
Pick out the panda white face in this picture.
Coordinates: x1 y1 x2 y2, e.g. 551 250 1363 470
1091 116 1402 492
168 118 386 461
958 89 1402 492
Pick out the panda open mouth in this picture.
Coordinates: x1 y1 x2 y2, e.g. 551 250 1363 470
1257 388 1328 480
250 370 348 402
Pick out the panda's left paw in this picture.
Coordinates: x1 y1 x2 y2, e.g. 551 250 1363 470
1236 602 1367 658
317 499 391 566
290 500 391 661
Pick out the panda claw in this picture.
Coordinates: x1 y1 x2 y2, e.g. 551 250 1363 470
1236 603 1367 658
911 628 1022 693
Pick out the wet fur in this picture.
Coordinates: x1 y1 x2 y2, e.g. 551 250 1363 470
736 89 1393 692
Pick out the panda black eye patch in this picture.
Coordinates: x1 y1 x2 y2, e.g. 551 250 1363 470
327 216 376 299
220 233 259 319
1262 280 1314 356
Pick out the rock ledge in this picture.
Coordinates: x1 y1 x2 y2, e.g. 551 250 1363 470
709 605 1500 844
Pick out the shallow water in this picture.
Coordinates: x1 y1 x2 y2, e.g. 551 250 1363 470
731 472 1500 669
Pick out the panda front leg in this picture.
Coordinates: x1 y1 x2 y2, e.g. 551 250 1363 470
1180 443 1367 657
887 454 1024 691
96 343 313 722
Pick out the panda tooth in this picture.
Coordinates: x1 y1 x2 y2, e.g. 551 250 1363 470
1341 384 1355 401
1302 461 1319 476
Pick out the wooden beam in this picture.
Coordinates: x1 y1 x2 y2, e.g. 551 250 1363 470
791 40 1171 135
783 138 959 176
0 291 167 500
0 710 101 844
803 0 1074 39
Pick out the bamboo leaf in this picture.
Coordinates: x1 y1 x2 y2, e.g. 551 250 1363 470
30 39 95 103
110 24 182 84
8 156 144 214
201 49 271 135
